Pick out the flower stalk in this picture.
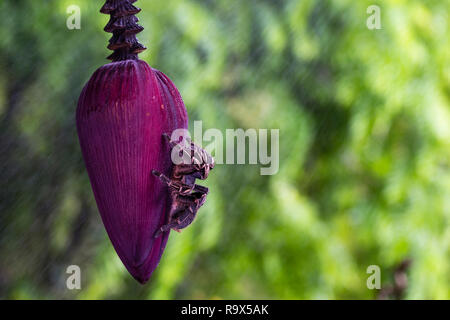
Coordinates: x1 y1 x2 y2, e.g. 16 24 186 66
101 0 146 61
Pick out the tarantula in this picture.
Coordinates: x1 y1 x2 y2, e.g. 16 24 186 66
153 133 214 238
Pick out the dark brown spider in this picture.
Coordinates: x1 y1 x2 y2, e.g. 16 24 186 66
152 133 214 238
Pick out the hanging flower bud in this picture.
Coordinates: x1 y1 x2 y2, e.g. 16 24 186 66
76 0 188 284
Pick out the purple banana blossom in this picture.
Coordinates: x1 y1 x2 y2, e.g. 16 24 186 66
76 0 188 284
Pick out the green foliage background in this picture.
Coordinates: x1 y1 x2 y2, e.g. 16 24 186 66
0 0 448 299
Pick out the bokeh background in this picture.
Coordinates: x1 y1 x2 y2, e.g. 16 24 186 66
0 0 449 299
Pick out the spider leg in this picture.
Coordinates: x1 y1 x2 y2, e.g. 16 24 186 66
152 170 172 185
153 187 208 238
163 133 197 165
154 205 194 238
163 132 192 151
174 206 195 223
189 184 209 200
154 220 180 238
153 170 198 195
162 132 178 148
173 165 199 177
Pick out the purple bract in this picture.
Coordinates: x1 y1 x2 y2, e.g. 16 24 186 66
77 59 188 283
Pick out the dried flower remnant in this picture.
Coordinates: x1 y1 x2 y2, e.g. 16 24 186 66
76 0 213 284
